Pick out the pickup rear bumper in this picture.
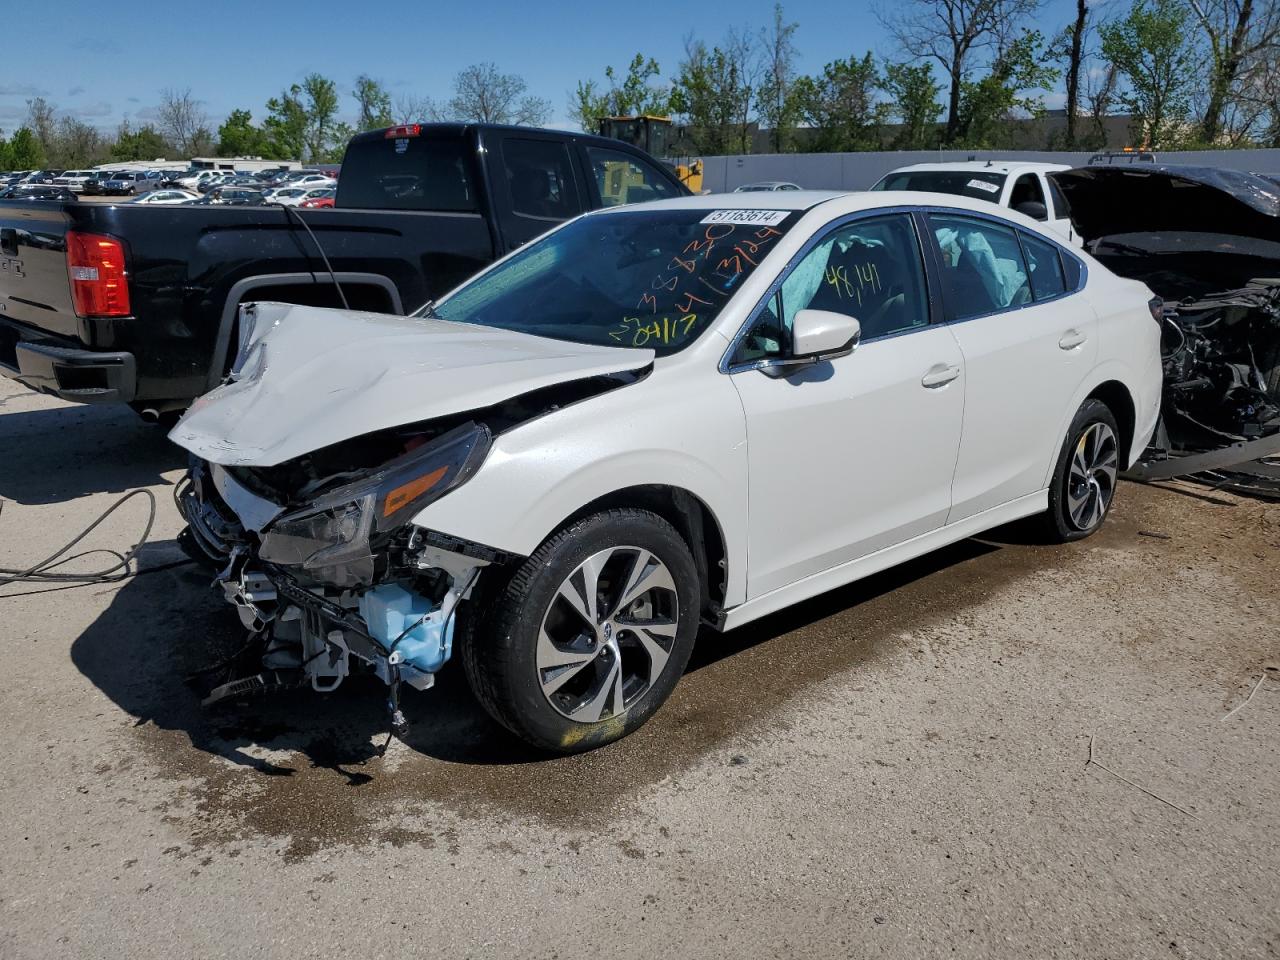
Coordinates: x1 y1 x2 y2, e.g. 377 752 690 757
0 317 136 403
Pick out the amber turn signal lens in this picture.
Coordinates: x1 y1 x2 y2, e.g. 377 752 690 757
382 466 449 518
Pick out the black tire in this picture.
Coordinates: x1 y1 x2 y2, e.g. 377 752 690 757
461 508 700 753
1040 398 1121 543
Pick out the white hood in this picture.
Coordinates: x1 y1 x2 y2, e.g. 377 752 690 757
169 302 654 467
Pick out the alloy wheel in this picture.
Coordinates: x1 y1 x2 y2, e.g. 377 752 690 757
536 546 680 722
1067 422 1119 531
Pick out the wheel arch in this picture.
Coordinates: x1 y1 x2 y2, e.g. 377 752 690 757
1085 379 1137 468
557 484 729 626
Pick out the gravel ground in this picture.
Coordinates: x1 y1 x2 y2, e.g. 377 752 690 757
0 375 1277 960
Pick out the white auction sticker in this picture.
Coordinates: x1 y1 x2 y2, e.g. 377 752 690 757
700 209 790 226
966 179 1001 194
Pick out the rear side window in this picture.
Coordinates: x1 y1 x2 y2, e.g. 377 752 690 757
337 134 478 212
501 138 581 220
1019 232 1067 301
930 214 1031 320
585 145 682 207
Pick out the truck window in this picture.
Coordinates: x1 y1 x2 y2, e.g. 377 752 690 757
337 135 478 212
501 139 581 220
585 146 682 207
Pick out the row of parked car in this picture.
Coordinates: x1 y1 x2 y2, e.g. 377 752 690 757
0 167 337 207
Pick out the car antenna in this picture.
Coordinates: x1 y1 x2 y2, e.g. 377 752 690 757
280 203 349 310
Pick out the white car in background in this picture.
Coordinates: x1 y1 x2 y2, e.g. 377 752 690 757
266 186 332 207
52 170 96 193
288 173 337 189
871 161 1079 246
130 189 201 204
172 191 1162 752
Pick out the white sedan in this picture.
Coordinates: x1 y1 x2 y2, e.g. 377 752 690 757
131 189 201 204
171 191 1163 751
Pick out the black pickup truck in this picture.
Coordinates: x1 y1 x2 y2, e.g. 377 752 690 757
0 123 688 418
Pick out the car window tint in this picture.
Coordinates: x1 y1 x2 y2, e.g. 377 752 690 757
503 138 581 220
930 214 1031 320
585 146 682 207
1020 232 1067 301
1047 177 1070 218
734 214 929 365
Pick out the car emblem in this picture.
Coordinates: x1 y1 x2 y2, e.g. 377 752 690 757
602 622 613 641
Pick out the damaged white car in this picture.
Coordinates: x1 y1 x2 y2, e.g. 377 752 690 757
171 192 1162 752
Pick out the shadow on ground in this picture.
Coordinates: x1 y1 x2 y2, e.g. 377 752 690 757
71 535 1005 779
0 397 182 504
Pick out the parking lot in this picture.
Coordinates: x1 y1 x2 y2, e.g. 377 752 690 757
1 373 1277 958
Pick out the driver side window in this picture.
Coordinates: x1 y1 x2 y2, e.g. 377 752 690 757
733 214 929 365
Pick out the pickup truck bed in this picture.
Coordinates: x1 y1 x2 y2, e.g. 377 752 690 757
0 123 688 414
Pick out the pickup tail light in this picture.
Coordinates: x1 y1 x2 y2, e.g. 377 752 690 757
384 124 421 138
1148 296 1164 327
66 231 131 317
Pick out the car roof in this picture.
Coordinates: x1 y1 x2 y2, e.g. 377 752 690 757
884 160 1071 175
591 189 1058 229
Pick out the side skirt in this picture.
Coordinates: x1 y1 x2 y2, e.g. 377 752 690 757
719 490 1048 632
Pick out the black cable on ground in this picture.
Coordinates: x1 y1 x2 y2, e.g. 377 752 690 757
0 490 194 599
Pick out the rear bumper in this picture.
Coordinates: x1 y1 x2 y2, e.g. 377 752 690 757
0 318 136 403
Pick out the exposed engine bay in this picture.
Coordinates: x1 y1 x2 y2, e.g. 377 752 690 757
172 301 652 736
1056 165 1280 496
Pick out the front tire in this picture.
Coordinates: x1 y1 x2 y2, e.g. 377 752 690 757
461 509 700 753
1040 398 1121 542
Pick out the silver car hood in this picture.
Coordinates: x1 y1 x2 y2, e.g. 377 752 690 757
169 302 655 467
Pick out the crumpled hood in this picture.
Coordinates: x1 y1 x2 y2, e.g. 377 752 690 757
1054 164 1280 245
170 302 654 467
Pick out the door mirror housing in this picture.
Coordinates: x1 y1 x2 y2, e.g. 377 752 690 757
791 309 861 362
1014 200 1048 221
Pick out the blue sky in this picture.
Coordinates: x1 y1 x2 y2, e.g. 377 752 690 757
1 0 1080 136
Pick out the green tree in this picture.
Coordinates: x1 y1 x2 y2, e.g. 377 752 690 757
1100 0 1198 147
216 109 272 156
264 85 308 160
791 54 887 151
881 61 944 148
671 41 746 154
301 73 340 162
755 3 800 151
353 74 394 131
954 31 1059 147
25 97 57 160
7 127 44 168
571 54 672 132
110 121 169 161
0 132 12 170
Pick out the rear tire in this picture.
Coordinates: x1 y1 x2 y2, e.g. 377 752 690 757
1040 398 1121 543
461 509 700 753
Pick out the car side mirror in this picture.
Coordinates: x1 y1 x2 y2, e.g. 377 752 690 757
792 309 861 362
1014 200 1048 221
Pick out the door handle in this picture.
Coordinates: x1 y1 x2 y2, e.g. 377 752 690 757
1059 329 1087 350
921 363 961 388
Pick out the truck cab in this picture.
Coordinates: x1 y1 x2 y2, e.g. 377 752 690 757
871 161 1079 246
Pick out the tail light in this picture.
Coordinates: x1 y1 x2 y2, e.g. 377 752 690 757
66 231 130 317
384 124 421 138
1148 296 1164 326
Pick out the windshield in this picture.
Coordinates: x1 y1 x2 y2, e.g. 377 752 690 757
428 208 802 356
873 170 1007 201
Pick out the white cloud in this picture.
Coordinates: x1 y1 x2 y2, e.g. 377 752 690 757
0 83 48 97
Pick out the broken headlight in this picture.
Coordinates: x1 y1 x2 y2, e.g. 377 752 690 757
257 422 491 586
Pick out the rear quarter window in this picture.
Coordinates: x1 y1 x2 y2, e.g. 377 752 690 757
337 134 479 212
